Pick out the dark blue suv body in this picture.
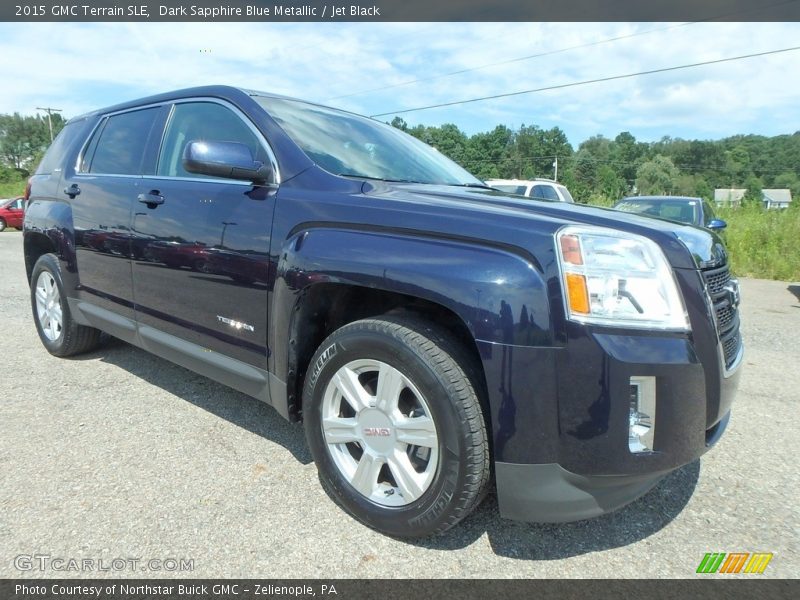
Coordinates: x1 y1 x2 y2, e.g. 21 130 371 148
23 86 741 537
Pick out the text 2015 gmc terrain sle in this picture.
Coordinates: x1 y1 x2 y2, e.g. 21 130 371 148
24 86 741 537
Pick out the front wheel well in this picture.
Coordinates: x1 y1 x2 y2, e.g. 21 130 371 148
287 284 487 423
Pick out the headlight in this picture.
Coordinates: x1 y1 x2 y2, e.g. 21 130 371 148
556 226 690 331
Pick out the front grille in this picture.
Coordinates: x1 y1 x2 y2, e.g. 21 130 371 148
716 303 735 330
702 264 741 369
704 267 731 296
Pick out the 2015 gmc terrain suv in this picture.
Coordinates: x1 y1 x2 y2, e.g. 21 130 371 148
24 86 741 537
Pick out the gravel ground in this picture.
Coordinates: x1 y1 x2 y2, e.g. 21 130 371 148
0 230 797 579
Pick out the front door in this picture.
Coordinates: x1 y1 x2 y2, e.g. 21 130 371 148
130 100 277 375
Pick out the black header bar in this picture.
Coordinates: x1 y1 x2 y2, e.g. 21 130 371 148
0 579 798 600
4 0 800 22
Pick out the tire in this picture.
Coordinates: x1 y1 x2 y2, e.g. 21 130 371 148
0 218 6 232
30 253 103 357
303 316 490 537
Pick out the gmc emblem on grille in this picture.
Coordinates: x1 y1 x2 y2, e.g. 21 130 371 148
363 427 391 437
723 279 741 309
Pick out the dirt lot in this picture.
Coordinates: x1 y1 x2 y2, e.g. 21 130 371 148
0 230 797 578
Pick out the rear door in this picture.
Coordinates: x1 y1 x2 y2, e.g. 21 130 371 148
130 99 277 375
66 106 166 328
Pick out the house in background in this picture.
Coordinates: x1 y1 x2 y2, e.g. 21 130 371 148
714 188 746 207
762 189 792 209
714 188 792 209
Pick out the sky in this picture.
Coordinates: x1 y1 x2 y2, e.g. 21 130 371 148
1 21 799 148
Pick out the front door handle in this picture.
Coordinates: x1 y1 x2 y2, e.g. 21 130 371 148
138 190 164 208
64 184 81 198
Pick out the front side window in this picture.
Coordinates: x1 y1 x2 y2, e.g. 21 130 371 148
255 96 482 186
157 102 268 179
85 108 160 175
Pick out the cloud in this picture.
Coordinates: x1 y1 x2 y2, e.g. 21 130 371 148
0 21 798 145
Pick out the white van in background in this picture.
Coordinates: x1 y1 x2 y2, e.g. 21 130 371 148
486 178 575 203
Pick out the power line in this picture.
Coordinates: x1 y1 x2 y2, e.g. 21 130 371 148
328 0 800 103
370 45 800 118
325 22 697 102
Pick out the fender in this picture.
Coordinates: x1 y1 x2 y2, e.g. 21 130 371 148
269 225 555 421
23 198 80 299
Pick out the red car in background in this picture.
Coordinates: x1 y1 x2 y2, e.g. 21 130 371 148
0 197 25 231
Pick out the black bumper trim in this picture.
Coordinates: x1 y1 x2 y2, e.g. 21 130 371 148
495 462 667 523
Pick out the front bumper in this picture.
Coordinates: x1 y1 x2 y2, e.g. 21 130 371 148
478 321 739 522
495 410 730 522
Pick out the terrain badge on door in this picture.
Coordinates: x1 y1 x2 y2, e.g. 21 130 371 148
217 315 255 332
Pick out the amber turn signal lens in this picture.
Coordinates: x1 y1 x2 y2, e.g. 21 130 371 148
565 273 590 314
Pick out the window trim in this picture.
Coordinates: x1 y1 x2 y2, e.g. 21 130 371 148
149 97 281 186
75 101 166 178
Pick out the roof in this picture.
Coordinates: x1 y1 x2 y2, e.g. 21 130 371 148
762 189 793 204
70 85 368 123
713 188 793 204
714 189 746 203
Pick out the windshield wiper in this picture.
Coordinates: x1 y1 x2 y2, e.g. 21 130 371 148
449 183 497 190
338 173 423 184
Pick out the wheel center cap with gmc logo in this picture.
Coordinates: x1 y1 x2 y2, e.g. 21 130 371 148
358 409 395 454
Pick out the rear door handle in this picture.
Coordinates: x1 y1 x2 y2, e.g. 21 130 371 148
64 184 81 198
138 190 164 208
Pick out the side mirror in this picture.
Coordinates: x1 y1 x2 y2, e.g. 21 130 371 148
707 219 727 231
183 140 275 185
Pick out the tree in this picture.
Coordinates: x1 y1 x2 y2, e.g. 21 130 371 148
742 175 764 207
389 117 408 131
774 172 800 201
464 125 513 179
0 112 63 173
635 155 679 195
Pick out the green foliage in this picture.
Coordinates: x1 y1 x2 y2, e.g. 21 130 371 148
743 175 764 207
0 112 64 173
0 179 26 198
636 155 679 195
717 204 800 281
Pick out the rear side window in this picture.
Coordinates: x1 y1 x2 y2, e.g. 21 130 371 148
157 102 267 179
35 120 85 175
84 108 160 175
531 185 559 201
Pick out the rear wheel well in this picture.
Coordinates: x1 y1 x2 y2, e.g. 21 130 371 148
287 284 486 423
24 233 57 283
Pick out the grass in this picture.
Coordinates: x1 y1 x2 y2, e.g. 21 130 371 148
717 205 800 282
0 179 26 199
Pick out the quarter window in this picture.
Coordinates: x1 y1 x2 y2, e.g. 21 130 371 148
84 108 160 175
157 102 267 179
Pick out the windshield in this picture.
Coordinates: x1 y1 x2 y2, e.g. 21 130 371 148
615 199 698 225
255 96 482 186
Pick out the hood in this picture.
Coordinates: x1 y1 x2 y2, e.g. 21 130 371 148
361 181 724 270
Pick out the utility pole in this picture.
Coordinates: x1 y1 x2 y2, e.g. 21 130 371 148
552 156 558 181
36 106 62 142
